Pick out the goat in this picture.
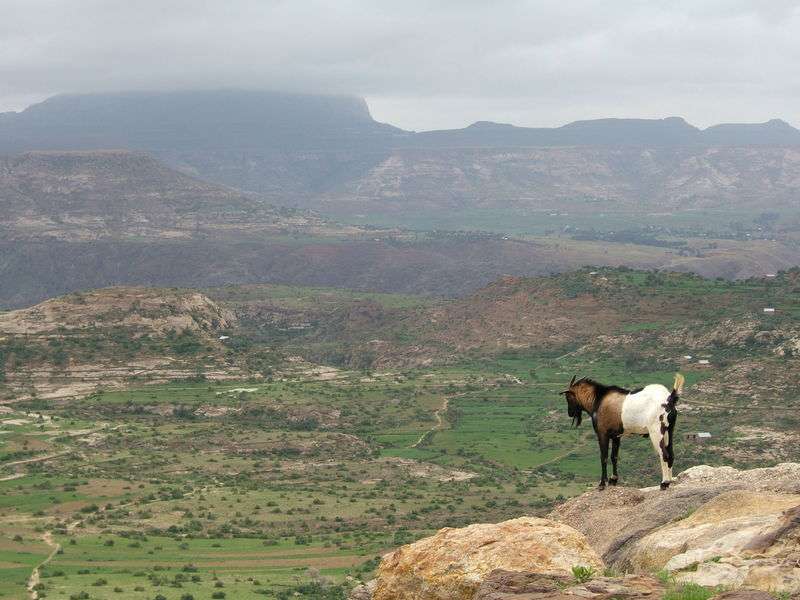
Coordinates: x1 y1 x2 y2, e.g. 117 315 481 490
560 373 685 490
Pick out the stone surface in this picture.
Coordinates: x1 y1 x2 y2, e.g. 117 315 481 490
549 464 800 594
712 591 777 600
372 517 603 600
474 572 664 600
349 579 377 600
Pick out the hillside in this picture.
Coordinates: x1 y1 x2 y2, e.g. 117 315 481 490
0 288 244 400
261 268 800 364
323 145 800 230
0 150 353 241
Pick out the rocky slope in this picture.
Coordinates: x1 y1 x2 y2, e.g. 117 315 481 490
0 288 242 400
354 463 800 599
0 150 352 241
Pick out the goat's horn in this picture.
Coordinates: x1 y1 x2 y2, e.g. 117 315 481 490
569 374 577 387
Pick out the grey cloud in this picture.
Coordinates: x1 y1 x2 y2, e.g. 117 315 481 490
0 0 798 130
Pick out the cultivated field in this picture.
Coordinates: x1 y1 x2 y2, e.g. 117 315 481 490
3 269 800 598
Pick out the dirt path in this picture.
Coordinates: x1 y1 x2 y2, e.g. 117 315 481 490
26 513 86 599
2 451 69 469
27 532 59 599
531 430 593 469
411 397 450 448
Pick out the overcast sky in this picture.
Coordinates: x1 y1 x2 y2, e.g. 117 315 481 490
2 0 799 131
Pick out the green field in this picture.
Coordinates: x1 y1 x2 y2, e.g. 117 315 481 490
3 269 800 598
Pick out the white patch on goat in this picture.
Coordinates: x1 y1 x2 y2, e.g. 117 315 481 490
621 383 674 484
621 384 671 434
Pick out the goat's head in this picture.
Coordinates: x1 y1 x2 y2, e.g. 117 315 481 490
560 374 584 427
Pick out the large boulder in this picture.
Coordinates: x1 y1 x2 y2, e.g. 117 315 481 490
550 463 800 594
372 517 603 600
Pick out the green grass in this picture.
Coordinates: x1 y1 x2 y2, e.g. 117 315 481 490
663 583 718 600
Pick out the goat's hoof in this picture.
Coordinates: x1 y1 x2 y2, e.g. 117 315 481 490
597 482 606 491
660 481 671 490
609 477 618 486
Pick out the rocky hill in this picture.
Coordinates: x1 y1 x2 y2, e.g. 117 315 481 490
0 150 351 241
353 463 800 599
0 287 243 400
278 268 800 367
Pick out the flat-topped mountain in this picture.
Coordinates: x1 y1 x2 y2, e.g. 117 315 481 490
0 89 405 153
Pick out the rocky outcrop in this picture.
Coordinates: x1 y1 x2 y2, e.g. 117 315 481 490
372 517 603 600
550 463 800 593
355 464 800 600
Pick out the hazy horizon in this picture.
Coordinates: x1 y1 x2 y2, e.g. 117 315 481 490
3 88 799 134
2 1 799 131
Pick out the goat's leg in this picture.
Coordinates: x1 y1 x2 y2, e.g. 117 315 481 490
666 411 677 482
647 422 671 489
597 433 610 490
609 437 620 485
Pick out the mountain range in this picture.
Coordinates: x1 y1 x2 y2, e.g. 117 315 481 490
2 90 799 153
3 90 800 308
2 90 799 208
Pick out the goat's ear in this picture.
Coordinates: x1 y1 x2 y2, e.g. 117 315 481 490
558 390 568 395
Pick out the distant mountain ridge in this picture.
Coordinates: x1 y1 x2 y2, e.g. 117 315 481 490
408 116 800 147
1 90 798 155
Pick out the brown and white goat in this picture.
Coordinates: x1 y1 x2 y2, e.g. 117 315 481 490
560 373 685 490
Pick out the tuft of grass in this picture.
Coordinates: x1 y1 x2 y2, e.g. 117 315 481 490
656 570 674 585
572 565 596 583
663 583 716 600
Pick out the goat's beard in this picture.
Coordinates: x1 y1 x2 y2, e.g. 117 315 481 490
571 413 583 428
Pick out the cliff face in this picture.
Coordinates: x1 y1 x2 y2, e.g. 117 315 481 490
356 463 800 599
326 145 800 216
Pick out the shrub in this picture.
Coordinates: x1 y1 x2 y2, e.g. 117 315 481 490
571 565 596 583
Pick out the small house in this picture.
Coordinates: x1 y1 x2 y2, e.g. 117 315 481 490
685 432 712 443
763 308 775 313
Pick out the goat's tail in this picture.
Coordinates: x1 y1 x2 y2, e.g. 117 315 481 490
669 373 685 404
